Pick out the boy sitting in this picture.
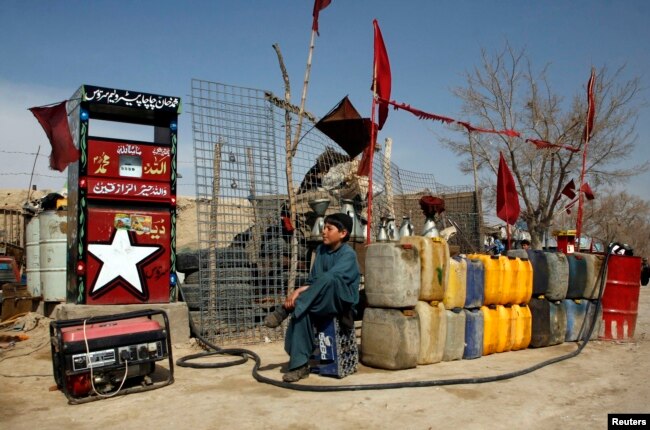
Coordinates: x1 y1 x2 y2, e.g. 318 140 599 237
264 213 360 382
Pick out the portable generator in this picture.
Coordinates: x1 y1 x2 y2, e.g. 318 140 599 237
50 309 174 404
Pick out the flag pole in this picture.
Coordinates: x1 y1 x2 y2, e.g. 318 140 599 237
575 68 596 249
366 61 378 245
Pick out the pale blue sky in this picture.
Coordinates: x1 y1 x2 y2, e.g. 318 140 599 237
1 0 648 201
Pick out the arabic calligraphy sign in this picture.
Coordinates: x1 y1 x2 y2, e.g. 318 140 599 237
88 138 171 182
87 178 171 202
83 85 180 112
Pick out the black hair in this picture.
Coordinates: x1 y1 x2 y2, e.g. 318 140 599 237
324 213 352 242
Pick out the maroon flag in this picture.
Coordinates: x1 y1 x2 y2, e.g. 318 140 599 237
583 68 596 142
312 0 332 35
580 182 595 200
29 101 79 172
372 19 391 130
561 179 577 200
496 152 520 225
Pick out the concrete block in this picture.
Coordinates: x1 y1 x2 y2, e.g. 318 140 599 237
54 302 190 345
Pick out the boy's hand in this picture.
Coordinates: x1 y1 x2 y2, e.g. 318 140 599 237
285 285 309 310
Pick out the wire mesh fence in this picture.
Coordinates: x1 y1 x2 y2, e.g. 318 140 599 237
187 80 481 344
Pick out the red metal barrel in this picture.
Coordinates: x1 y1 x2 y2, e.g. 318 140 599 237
600 254 642 340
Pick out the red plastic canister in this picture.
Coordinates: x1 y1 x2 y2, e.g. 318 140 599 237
600 254 642 340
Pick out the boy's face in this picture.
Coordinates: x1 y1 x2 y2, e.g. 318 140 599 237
322 222 347 248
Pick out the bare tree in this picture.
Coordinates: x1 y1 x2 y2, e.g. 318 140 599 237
583 191 650 258
442 41 645 249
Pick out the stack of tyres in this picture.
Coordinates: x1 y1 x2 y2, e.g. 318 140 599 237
463 308 484 359
414 301 446 365
442 308 466 361
362 243 421 369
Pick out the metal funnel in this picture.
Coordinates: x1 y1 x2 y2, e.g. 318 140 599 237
308 198 330 217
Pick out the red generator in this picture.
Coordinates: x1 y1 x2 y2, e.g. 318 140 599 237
50 309 174 404
65 85 181 305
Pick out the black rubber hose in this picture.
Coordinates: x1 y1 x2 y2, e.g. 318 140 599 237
175 282 248 369
177 247 611 391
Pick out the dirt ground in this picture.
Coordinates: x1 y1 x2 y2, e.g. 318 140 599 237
2 188 650 429
0 286 647 430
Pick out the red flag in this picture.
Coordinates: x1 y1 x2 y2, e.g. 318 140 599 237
580 182 595 200
372 19 391 130
456 121 520 138
379 97 455 124
526 138 580 153
312 0 332 35
496 152 520 225
561 179 577 200
583 68 596 142
29 101 79 172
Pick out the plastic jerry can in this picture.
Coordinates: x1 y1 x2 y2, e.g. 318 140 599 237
527 250 550 297
444 257 467 309
584 299 603 340
495 305 515 353
430 237 450 302
400 236 436 301
365 243 420 308
468 254 501 306
566 254 588 299
442 308 466 361
505 257 520 305
548 300 567 346
511 304 532 350
463 257 484 309
499 256 515 305
463 308 484 359
361 307 420 370
529 297 551 348
481 305 498 355
575 252 607 300
506 249 528 259
562 299 589 342
414 301 446 365
545 252 569 301
518 258 533 305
